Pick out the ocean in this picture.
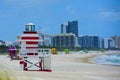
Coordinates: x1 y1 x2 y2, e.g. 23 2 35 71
94 53 120 66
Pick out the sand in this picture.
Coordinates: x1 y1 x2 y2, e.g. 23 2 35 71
0 52 120 80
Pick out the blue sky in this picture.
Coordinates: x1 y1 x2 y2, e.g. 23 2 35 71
0 0 120 42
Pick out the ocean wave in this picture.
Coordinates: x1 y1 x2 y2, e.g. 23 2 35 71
94 54 120 66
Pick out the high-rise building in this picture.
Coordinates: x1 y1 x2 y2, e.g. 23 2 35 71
61 21 78 37
108 38 115 48
99 38 116 49
78 35 99 49
53 33 76 48
111 36 120 48
61 23 67 34
99 38 104 48
102 38 115 49
38 28 52 47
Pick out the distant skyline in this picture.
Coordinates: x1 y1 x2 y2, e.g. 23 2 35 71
0 0 120 42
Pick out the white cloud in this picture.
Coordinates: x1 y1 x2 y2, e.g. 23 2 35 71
100 11 120 17
0 14 12 18
98 11 120 21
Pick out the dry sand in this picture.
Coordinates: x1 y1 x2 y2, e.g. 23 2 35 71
0 52 120 80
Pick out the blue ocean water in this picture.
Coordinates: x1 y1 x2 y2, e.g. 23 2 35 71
94 54 120 66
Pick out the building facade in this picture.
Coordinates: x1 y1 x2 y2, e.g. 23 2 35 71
99 38 104 48
61 23 67 34
53 33 76 48
61 21 78 37
37 28 52 47
111 36 120 48
99 38 116 49
78 35 99 49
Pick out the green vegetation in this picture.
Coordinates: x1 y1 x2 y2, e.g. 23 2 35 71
0 45 8 55
64 49 70 54
100 49 105 53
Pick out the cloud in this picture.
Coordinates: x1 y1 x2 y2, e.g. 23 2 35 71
100 11 120 18
97 11 120 21
0 14 12 18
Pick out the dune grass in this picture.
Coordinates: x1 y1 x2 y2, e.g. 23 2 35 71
0 53 7 55
0 70 10 80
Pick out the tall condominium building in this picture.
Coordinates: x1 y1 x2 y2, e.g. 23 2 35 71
99 38 104 48
37 28 52 47
99 38 116 49
78 35 99 49
61 23 67 34
103 38 115 49
111 36 120 48
108 38 115 48
61 21 78 37
53 33 76 48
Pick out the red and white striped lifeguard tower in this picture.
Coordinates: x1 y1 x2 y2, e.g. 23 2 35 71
19 23 51 72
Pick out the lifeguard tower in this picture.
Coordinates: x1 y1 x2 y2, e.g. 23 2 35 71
19 23 51 72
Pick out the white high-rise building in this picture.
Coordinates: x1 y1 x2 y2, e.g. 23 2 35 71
103 38 115 49
38 28 52 47
61 23 68 34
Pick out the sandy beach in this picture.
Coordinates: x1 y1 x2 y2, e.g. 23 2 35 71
0 52 120 80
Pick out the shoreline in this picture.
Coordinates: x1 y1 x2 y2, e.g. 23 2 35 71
74 52 120 65
74 54 98 64
74 53 120 67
